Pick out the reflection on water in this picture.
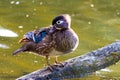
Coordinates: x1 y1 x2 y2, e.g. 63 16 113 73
0 0 120 80
10 1 20 5
100 68 112 72
96 68 112 77
0 26 18 37
0 44 9 49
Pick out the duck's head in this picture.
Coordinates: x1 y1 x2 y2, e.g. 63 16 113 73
51 14 71 31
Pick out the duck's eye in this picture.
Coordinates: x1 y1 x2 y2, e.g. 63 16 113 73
56 20 64 24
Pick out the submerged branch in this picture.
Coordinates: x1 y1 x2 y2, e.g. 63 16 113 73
17 41 120 80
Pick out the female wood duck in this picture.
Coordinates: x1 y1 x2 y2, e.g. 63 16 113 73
13 14 79 66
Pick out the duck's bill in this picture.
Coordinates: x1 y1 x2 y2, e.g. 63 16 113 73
49 26 56 33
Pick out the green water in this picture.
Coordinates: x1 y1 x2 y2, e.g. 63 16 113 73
0 0 120 80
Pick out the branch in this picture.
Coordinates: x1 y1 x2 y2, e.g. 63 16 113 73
16 41 120 80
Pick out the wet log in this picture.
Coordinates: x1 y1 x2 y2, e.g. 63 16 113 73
16 41 120 80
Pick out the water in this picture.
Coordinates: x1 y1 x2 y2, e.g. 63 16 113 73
0 0 120 80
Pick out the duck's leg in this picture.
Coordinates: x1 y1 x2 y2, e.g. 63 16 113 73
46 56 65 71
45 55 50 66
45 55 55 71
54 56 58 64
54 56 65 67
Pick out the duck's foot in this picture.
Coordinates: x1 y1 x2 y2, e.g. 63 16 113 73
46 64 58 72
54 62 64 67
45 56 68 72
54 57 65 67
46 63 67 72
54 60 68 67
47 65 54 72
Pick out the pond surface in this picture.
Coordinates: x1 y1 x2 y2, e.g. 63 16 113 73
0 0 120 80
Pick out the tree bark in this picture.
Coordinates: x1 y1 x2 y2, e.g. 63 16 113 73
16 41 120 80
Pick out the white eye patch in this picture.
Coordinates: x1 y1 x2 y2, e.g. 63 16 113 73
56 20 64 24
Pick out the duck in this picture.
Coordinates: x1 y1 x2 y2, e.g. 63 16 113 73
13 14 79 66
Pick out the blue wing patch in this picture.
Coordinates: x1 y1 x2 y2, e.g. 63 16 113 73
24 31 33 40
24 31 47 43
32 31 47 43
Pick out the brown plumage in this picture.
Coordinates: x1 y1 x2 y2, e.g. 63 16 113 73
13 14 79 65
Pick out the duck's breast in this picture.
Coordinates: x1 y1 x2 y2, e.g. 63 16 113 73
54 29 79 54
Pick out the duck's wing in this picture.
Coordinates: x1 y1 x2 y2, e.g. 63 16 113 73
32 29 47 43
18 27 49 44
